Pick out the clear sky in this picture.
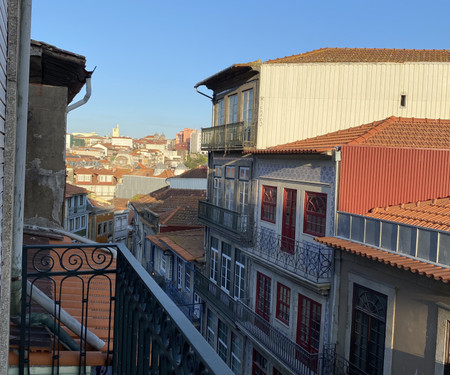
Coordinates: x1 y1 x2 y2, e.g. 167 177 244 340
31 0 449 139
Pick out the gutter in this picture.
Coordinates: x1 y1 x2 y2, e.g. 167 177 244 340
66 69 95 114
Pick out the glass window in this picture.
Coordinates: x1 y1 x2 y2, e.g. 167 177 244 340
221 242 232 293
108 220 113 233
255 272 271 322
207 309 215 347
70 219 74 231
97 223 102 235
217 319 228 362
252 349 268 375
242 89 253 124
79 195 84 205
185 269 191 291
231 333 242 375
350 284 387 375
81 216 86 228
160 254 167 272
228 94 238 124
304 191 327 236
68 197 72 208
276 283 291 325
217 99 225 126
210 237 219 283
261 185 277 223
296 294 321 354
234 249 245 300
213 166 223 207
75 217 80 229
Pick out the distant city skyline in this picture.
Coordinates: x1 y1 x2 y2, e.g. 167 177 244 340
31 0 450 139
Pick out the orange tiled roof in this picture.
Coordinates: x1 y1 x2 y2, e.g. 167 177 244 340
65 183 88 197
146 228 204 262
316 237 450 283
252 117 450 154
367 196 450 231
265 48 450 64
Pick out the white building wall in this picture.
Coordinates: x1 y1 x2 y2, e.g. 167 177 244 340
258 63 450 148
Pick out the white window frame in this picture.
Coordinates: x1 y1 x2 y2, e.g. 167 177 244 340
234 261 245 300
210 240 219 284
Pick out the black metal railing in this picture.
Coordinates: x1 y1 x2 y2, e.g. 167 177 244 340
196 271 323 374
20 243 233 375
198 201 253 243
201 122 256 150
251 227 333 283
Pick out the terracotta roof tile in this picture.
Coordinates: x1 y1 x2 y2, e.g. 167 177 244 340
171 166 208 179
65 183 88 197
265 48 450 64
316 237 450 283
367 196 450 231
147 228 204 262
251 117 450 154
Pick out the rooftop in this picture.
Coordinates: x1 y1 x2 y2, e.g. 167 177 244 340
265 48 450 64
251 117 450 154
65 183 88 197
367 196 450 232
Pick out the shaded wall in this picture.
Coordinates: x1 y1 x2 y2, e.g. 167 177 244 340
24 84 67 227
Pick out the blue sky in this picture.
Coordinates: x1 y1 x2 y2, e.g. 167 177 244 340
31 0 449 139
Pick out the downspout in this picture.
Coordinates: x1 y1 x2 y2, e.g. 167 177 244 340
10 0 32 317
329 147 341 346
66 72 93 114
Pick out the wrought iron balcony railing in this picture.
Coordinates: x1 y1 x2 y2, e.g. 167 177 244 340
201 122 256 150
251 227 333 283
19 243 233 375
198 200 253 243
195 271 351 375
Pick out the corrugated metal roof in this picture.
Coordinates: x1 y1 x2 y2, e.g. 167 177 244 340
265 48 450 64
250 117 450 154
367 196 450 231
339 146 450 214
316 237 450 283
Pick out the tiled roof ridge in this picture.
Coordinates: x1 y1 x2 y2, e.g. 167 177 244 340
350 116 398 144
265 47 450 64
160 206 182 224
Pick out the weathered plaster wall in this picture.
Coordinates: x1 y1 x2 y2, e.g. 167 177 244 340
24 84 67 227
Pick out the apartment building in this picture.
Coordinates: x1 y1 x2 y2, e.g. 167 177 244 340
195 49 450 374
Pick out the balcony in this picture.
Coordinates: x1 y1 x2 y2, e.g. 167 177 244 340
198 200 253 244
201 122 256 150
17 243 233 374
195 271 350 375
250 227 333 284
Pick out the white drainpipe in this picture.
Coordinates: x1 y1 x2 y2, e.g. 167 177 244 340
66 75 92 114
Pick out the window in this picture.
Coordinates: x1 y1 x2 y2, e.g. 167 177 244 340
261 185 277 223
228 94 238 124
100 175 106 182
239 167 250 219
97 223 102 235
304 191 327 236
217 320 228 362
234 249 245 300
177 260 183 289
185 269 191 291
81 216 86 228
296 294 321 354
68 197 72 208
221 242 232 293
103 222 107 234
78 175 84 182
350 284 387 375
276 283 291 325
75 217 80 229
242 89 253 124
231 333 242 375
217 99 225 126
70 219 74 231
207 309 215 347
224 167 235 227
79 195 84 206
252 349 268 375
400 94 406 107
108 220 113 233
160 255 167 272
210 237 219 283
255 272 271 322
213 166 223 207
